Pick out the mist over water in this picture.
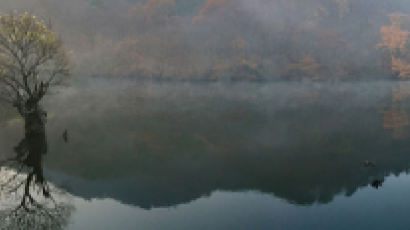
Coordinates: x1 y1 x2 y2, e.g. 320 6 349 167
1 77 410 229
4 79 405 230
31 80 410 203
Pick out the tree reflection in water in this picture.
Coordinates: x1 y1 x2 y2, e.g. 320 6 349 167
0 107 73 229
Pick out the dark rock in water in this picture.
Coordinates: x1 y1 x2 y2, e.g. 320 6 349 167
371 179 384 189
363 160 376 168
63 129 68 143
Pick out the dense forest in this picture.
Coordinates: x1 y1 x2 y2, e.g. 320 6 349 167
2 0 410 80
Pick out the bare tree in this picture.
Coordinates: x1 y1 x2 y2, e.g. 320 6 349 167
0 12 70 117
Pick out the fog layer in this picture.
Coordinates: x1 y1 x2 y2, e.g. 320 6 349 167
1 0 410 80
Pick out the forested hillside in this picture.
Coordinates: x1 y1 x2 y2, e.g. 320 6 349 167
2 0 410 80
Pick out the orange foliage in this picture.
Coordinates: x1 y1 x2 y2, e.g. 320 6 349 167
286 55 321 79
192 0 231 23
240 59 258 69
379 25 409 52
379 13 410 78
129 0 177 26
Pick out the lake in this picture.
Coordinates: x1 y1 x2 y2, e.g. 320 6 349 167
0 79 410 229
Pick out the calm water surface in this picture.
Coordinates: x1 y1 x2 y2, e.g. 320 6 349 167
0 80 410 229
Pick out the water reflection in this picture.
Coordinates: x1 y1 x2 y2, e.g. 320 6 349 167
35 81 410 209
371 179 384 189
0 107 72 229
1 81 410 221
381 82 410 138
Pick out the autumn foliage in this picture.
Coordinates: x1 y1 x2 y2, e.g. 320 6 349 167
0 12 70 108
4 0 410 80
378 13 410 78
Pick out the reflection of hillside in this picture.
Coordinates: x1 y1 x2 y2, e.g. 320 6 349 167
392 82 410 102
45 104 410 208
380 108 408 138
381 108 408 127
381 82 410 139
28 82 410 209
